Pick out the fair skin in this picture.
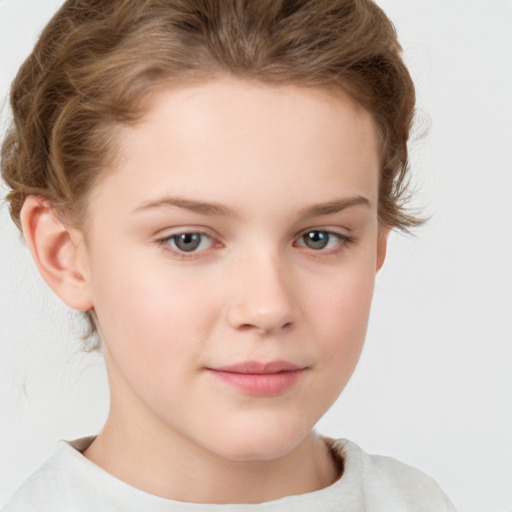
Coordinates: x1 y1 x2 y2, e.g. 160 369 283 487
21 77 387 504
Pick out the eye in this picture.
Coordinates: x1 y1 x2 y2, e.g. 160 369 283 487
164 232 214 253
297 230 349 251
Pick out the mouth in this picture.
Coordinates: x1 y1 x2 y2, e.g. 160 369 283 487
206 360 307 396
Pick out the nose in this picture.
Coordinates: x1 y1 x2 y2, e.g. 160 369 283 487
226 253 299 335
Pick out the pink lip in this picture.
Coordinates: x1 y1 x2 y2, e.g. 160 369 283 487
206 361 306 396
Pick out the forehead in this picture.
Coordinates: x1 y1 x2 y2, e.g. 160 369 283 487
87 78 380 222
134 78 378 163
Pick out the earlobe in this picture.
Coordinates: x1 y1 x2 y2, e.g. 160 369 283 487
376 229 390 272
20 196 93 311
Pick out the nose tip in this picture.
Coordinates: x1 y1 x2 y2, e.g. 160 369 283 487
228 305 296 335
226 259 298 335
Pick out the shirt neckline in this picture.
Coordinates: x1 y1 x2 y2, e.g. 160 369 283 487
58 435 360 509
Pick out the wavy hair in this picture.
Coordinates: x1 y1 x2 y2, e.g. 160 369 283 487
1 0 418 344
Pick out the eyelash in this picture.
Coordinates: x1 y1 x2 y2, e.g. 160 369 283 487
294 230 355 256
156 230 219 259
156 229 355 259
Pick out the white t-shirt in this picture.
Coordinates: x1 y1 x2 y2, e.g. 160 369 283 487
2 436 456 511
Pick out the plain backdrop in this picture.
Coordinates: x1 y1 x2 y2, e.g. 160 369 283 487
1 1 511 511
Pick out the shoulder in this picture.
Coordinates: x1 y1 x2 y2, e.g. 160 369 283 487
2 437 97 512
327 438 457 512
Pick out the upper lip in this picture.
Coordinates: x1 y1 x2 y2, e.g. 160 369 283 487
209 360 305 374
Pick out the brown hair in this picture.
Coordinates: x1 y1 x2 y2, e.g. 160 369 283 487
1 0 418 343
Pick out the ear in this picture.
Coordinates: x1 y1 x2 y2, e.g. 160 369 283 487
376 228 390 272
20 196 93 311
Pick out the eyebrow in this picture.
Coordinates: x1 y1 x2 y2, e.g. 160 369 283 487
133 197 234 217
132 195 372 217
299 195 372 217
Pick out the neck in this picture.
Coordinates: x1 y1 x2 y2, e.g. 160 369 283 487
84 409 338 504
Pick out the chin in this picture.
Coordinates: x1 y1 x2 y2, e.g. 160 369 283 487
204 418 312 462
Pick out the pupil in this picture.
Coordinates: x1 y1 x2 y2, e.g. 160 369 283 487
305 231 328 250
175 233 201 252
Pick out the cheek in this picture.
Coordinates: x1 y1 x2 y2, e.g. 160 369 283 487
89 259 219 412
286 259 377 428
88 246 218 365
308 258 376 365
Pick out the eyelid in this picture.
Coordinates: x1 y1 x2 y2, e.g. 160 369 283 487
155 227 223 257
293 227 355 254
294 225 353 240
154 225 355 259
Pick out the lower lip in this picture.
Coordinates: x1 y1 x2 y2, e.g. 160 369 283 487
207 369 304 396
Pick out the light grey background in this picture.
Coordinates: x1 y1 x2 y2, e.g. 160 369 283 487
1 1 511 510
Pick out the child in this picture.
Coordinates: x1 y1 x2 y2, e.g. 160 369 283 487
1 0 456 509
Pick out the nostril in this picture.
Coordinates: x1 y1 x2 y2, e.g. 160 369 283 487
238 324 256 332
261 321 294 335
235 320 294 335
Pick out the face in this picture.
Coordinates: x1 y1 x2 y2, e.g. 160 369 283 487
79 78 385 461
